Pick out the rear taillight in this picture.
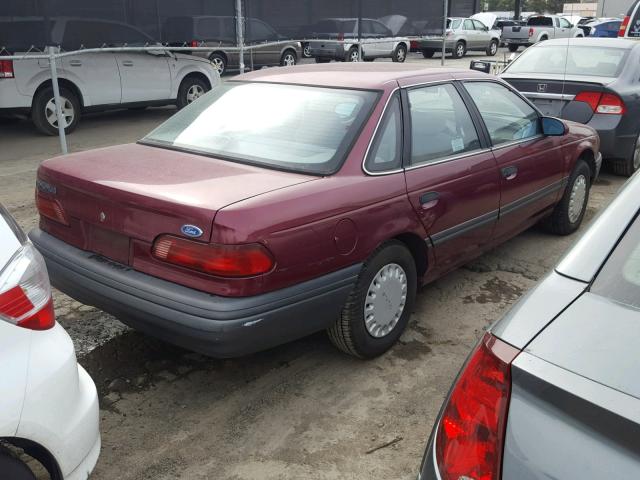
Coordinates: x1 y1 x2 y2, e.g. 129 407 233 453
152 235 274 278
190 40 199 48
0 59 14 79
410 40 418 49
619 15 630 36
0 244 55 330
528 27 534 37
36 193 69 226
435 333 520 480
575 91 626 115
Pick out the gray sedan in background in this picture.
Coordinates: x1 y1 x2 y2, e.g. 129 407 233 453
418 171 640 479
419 17 501 59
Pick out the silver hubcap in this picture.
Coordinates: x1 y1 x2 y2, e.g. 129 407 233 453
283 54 295 66
186 84 204 104
633 135 640 170
364 263 407 338
212 58 225 74
350 51 359 62
45 96 74 129
457 45 464 56
397 48 406 61
491 42 497 54
568 174 587 223
304 45 311 56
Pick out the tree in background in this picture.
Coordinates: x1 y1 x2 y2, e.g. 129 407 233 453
485 0 564 14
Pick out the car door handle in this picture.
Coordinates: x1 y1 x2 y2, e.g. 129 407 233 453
419 191 440 209
501 166 518 180
69 60 82 67
122 60 134 67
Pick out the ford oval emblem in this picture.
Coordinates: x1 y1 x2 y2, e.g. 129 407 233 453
181 224 203 238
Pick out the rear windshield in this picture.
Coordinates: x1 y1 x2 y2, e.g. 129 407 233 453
142 82 378 175
505 45 628 77
591 214 640 310
0 20 51 51
527 16 553 26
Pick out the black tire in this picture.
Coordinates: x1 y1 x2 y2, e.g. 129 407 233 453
542 160 591 235
302 42 312 58
486 39 499 56
539 36 548 42
280 49 297 67
315 57 331 63
0 450 36 480
392 44 407 63
177 76 209 110
327 241 417 359
612 134 640 177
421 49 435 58
31 86 81 136
452 41 466 59
508 44 519 52
209 53 226 75
346 47 360 62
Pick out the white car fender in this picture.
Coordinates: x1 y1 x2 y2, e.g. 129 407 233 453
170 59 220 98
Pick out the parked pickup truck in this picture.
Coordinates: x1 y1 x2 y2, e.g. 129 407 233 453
503 15 584 52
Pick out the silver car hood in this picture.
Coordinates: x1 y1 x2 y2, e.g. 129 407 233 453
526 292 640 400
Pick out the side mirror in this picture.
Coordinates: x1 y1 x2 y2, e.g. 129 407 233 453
541 117 567 136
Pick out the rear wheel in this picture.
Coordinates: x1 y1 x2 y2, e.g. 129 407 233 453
0 450 36 480
421 49 435 58
209 53 226 75
542 160 591 235
327 241 417 358
392 44 407 63
280 49 297 67
486 39 498 56
508 44 519 52
452 41 466 59
612 132 640 177
32 86 81 136
177 76 209 109
346 47 360 62
302 42 312 58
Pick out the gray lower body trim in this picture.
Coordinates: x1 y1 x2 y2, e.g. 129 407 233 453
500 177 568 217
30 228 360 358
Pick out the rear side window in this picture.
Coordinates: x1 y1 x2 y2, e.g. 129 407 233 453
591 215 640 309
528 17 553 27
407 83 481 166
463 20 474 30
365 94 402 173
465 82 540 146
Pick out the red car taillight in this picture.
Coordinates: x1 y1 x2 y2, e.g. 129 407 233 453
0 244 55 330
36 193 69 226
0 59 14 79
619 15 630 36
575 91 626 115
528 27 534 37
152 235 275 278
190 40 199 47
435 333 520 480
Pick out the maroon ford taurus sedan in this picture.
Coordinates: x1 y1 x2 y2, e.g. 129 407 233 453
30 64 601 358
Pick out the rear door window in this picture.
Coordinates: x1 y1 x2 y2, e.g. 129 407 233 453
463 20 474 30
591 215 640 309
407 83 481 165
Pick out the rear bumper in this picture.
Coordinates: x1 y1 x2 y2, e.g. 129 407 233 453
30 228 359 357
587 114 637 161
504 38 532 46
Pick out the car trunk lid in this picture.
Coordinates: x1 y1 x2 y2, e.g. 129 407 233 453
526 292 640 399
503 74 613 122
38 143 317 265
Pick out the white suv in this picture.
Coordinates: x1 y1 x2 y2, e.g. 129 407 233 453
0 18 220 135
0 203 100 480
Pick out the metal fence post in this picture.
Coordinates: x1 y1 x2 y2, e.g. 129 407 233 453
236 0 245 74
441 0 449 66
48 46 68 155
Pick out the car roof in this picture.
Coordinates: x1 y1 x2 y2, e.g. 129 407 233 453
537 37 638 48
235 63 488 90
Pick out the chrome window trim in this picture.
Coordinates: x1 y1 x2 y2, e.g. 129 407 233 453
491 134 544 151
405 148 492 171
362 86 403 177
